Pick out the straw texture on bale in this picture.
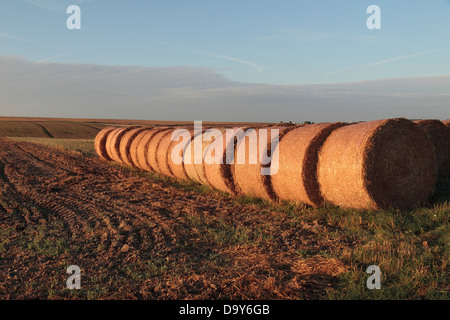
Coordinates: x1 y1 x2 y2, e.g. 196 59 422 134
183 128 225 186
132 127 167 171
95 127 116 161
167 129 196 181
414 120 450 176
196 129 227 186
108 126 140 163
271 122 346 206
204 128 246 195
147 129 175 175
156 130 180 178
119 127 149 167
233 126 294 200
317 118 437 209
105 128 124 162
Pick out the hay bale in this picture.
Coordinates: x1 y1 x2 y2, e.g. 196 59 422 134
108 126 140 163
105 127 124 161
204 128 245 194
167 129 195 181
148 128 175 175
317 118 437 209
191 128 225 186
119 127 149 167
94 127 117 161
271 123 346 206
414 120 450 176
233 126 294 200
132 127 168 171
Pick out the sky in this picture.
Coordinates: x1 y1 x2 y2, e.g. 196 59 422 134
0 0 449 122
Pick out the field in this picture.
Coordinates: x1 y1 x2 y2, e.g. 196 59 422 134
0 118 448 300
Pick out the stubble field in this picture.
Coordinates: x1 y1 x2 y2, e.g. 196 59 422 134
0 118 448 300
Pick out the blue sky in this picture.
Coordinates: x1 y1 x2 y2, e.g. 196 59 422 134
0 0 449 122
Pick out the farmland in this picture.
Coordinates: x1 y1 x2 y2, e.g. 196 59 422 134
0 118 448 300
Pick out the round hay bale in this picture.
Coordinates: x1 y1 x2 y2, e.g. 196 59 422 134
119 127 149 167
233 125 294 200
94 127 117 161
203 127 249 195
167 129 196 181
190 128 225 186
105 127 125 161
108 126 140 163
317 118 437 209
271 122 346 206
132 127 168 171
129 128 152 169
148 128 175 175
414 120 450 176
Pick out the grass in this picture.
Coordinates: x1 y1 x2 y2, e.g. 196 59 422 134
9 137 96 157
4 136 449 300
0 121 107 139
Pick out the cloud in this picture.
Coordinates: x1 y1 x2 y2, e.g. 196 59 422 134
21 0 93 14
0 55 448 122
254 28 338 42
195 49 263 72
37 51 77 63
0 32 31 42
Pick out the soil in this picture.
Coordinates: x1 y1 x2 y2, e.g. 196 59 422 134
0 138 348 299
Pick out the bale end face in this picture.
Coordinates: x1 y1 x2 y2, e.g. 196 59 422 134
318 118 437 209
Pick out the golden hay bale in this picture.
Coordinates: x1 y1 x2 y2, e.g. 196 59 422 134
119 127 149 167
183 131 205 184
155 130 175 177
148 128 175 175
233 126 294 200
108 126 140 163
414 120 450 176
317 118 437 209
105 127 124 161
167 129 196 181
204 128 245 195
271 122 346 206
132 127 168 171
94 127 117 161
191 128 225 186
129 128 152 169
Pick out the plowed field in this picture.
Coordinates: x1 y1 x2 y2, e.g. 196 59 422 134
0 138 349 299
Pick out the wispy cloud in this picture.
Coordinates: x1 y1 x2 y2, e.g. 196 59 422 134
0 32 31 42
21 0 94 14
326 49 448 77
254 28 338 42
194 49 263 72
153 39 263 72
37 51 77 63
369 51 436 66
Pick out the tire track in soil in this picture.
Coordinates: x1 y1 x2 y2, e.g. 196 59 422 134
0 137 347 299
1 139 182 253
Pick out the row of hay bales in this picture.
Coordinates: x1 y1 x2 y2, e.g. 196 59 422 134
95 118 450 210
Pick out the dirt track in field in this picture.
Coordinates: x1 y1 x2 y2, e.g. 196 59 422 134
0 138 348 299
